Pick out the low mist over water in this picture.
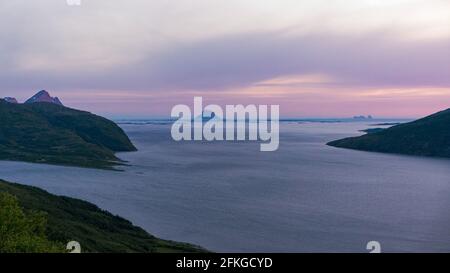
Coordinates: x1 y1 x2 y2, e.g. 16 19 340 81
1 122 450 252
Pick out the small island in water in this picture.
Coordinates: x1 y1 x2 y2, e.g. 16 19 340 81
328 108 450 158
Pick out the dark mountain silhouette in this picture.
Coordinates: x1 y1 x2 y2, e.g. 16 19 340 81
328 108 450 158
2 97 18 104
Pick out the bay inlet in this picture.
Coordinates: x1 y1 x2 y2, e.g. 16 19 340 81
1 121 450 252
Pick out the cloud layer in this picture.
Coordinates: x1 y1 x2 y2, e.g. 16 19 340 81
0 0 449 117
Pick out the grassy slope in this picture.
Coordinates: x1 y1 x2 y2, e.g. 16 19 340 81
0 101 136 169
328 108 450 158
0 180 205 253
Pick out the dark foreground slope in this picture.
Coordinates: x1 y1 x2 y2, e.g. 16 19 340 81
328 109 450 158
0 100 136 169
0 180 204 253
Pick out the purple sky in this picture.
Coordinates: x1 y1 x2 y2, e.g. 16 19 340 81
1 0 449 118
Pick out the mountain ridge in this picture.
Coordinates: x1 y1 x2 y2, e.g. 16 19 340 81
0 99 137 169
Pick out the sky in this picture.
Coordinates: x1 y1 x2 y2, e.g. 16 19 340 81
0 0 449 118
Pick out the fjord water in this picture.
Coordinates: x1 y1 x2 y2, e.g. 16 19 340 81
1 122 450 252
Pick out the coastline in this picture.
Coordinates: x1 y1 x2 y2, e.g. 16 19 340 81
0 179 206 253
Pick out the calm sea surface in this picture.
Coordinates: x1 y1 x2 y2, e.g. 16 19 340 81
1 122 450 252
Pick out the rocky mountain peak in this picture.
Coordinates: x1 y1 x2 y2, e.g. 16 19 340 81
2 97 18 103
25 90 64 106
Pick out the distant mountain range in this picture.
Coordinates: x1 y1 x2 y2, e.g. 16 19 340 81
328 108 450 158
3 90 63 106
0 91 136 169
353 115 373 120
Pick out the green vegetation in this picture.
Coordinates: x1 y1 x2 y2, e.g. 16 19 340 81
0 180 205 253
0 100 137 169
328 108 450 158
0 192 64 253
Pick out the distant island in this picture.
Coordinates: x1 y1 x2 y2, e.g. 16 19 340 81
352 115 373 120
328 108 450 158
0 90 136 169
